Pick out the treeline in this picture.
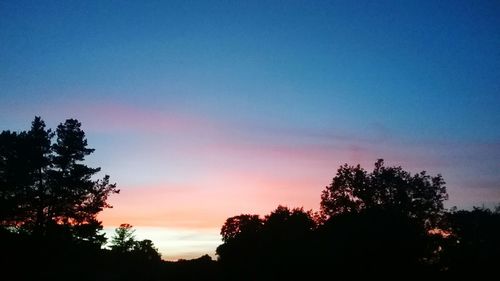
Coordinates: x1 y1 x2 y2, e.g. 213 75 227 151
216 206 500 280
216 160 500 280
1 118 500 280
0 225 217 281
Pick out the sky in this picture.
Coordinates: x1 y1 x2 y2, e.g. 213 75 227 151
1 0 499 260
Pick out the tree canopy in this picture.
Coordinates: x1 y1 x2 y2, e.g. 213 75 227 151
320 159 447 228
220 214 263 243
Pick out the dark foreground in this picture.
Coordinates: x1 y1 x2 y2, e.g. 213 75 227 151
2 206 500 281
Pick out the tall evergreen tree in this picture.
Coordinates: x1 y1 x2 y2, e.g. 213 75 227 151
0 117 53 228
27 117 54 232
0 117 118 244
110 223 137 253
0 130 25 225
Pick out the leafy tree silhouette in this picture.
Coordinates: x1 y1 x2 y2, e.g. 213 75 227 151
217 207 317 280
220 214 263 242
320 159 448 229
260 206 317 280
134 239 162 261
315 160 448 278
217 214 263 280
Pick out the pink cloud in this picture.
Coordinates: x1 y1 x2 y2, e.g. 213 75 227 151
38 100 498 229
99 169 328 230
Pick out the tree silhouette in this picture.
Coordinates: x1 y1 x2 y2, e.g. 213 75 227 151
216 207 318 280
110 223 137 253
134 239 162 261
220 214 263 242
215 161 456 279
0 117 53 227
28 117 54 232
109 223 162 261
0 130 26 226
320 159 447 229
0 117 118 244
217 214 263 280
260 206 316 280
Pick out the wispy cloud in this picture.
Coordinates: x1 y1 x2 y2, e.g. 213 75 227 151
10 99 499 239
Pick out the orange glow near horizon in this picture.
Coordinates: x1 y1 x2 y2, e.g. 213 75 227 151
98 173 328 260
52 101 497 260
99 173 326 230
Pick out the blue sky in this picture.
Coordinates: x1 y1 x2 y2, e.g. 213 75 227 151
1 0 499 259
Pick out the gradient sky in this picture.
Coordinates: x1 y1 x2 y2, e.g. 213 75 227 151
1 0 499 260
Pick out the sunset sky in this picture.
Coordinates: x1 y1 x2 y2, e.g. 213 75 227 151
1 0 499 260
